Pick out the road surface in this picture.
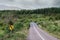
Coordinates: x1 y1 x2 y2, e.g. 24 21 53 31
27 22 59 40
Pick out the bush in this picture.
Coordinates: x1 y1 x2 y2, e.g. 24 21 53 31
54 22 58 26
40 21 47 28
0 22 3 27
14 22 23 31
48 25 57 32
4 25 10 33
56 26 60 32
0 30 4 37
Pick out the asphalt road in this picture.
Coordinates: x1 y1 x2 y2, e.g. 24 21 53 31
27 22 59 40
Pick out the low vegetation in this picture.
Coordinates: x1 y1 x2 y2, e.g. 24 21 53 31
0 7 60 40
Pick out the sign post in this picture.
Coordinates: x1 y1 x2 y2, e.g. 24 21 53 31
8 20 14 33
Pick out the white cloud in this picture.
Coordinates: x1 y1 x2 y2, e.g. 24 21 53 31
0 0 60 9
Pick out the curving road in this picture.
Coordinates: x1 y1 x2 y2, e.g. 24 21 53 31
27 22 59 40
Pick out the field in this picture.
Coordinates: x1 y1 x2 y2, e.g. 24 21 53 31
0 10 60 40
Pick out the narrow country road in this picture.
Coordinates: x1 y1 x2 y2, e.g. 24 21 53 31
27 22 59 40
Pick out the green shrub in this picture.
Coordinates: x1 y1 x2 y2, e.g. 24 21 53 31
54 22 58 26
14 22 23 31
40 21 47 28
56 26 60 32
4 25 10 33
48 25 57 32
0 22 3 27
0 30 5 38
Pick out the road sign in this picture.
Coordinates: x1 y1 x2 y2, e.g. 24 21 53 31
9 25 14 31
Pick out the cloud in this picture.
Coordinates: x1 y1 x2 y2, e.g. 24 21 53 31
53 0 60 7
0 0 60 9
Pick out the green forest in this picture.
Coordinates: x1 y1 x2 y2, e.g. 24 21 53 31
0 7 60 40
0 7 60 14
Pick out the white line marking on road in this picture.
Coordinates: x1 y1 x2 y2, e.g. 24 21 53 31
33 24 45 40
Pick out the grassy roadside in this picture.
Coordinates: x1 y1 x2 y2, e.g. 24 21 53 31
0 14 30 40
37 15 60 39
0 21 29 40
0 13 60 40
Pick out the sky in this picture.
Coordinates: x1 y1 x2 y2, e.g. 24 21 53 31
0 0 60 9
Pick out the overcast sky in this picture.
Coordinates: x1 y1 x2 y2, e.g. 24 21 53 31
0 0 60 9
